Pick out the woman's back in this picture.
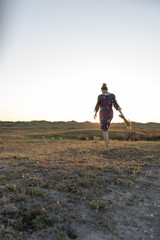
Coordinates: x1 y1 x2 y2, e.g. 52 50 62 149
96 93 120 112
98 94 114 110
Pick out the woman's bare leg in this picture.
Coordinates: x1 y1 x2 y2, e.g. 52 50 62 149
103 131 109 149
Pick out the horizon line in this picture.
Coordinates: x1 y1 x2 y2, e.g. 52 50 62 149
0 120 160 124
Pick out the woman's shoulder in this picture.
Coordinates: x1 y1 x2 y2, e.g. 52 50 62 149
109 93 116 98
98 93 116 99
101 92 115 97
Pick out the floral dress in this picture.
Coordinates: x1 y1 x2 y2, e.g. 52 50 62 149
94 94 121 131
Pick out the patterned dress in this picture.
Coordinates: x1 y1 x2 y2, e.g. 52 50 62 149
94 94 121 131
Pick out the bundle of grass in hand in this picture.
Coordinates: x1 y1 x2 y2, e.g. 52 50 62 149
119 115 132 130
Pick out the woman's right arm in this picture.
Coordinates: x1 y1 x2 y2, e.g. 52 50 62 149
94 96 101 119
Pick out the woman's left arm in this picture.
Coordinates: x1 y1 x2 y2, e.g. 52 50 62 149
113 95 121 111
113 95 125 119
94 96 101 119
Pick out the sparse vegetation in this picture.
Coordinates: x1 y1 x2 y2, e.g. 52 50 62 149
0 121 159 239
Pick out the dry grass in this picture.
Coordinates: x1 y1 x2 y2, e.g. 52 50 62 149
0 129 160 239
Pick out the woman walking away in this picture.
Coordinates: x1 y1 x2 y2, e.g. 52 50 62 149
94 83 125 150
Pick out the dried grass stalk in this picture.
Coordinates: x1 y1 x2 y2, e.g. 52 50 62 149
119 115 132 130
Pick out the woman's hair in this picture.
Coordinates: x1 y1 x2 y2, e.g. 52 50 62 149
101 83 108 91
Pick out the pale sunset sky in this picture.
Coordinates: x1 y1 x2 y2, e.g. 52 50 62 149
0 0 160 123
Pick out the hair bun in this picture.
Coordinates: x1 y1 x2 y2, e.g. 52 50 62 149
101 83 108 91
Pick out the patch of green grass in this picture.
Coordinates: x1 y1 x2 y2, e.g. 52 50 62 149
126 198 135 206
31 216 46 229
31 187 44 197
14 194 28 202
89 199 113 212
0 224 16 240
55 216 65 223
56 229 68 240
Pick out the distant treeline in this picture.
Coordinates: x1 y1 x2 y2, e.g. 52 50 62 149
0 120 159 130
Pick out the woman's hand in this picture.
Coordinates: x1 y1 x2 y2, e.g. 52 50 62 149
94 112 97 119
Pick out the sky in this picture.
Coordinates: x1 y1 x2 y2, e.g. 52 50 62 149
0 0 160 123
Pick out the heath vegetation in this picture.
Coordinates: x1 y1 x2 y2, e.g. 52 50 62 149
0 121 160 239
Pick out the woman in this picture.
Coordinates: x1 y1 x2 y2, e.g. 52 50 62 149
94 83 125 149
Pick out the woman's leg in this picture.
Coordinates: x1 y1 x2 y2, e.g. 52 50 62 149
103 131 109 149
